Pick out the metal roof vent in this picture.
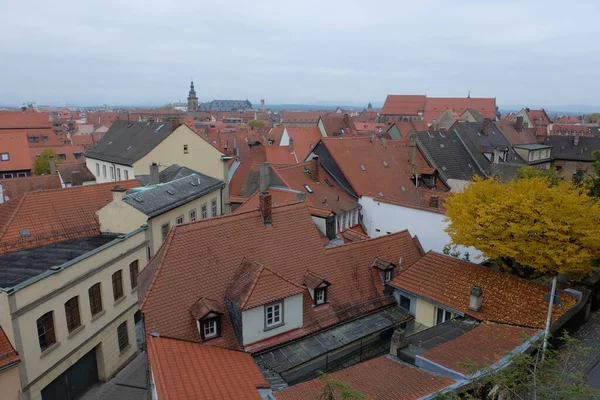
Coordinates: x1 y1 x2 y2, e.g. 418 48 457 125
166 190 174 195
360 165 367 172
401 186 406 192
383 161 389 167
19 229 30 237
303 184 313 194
378 191 384 197
440 144 445 148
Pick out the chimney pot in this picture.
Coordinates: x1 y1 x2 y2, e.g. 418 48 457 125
49 156 57 175
259 191 272 225
482 118 490 135
310 157 320 183
149 163 160 185
469 286 483 311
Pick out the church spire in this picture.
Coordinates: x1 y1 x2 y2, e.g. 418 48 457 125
187 79 198 112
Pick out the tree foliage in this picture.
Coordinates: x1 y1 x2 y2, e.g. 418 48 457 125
317 373 368 400
584 112 600 123
444 176 600 280
248 120 264 129
517 166 561 187
33 148 63 175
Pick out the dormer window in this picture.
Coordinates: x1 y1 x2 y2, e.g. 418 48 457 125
315 287 327 305
265 302 283 329
304 271 331 306
190 297 223 341
372 257 396 284
384 269 393 282
199 316 220 340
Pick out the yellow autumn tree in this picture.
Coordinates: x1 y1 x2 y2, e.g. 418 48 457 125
444 176 600 280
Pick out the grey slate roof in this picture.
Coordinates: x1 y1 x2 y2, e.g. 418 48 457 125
513 143 552 150
123 173 224 218
0 234 119 288
84 120 173 166
136 164 200 186
415 130 485 181
543 136 600 161
198 100 253 112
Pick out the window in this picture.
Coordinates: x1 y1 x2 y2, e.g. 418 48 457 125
211 198 217 217
17 172 26 177
201 203 207 219
110 166 115 180
265 302 283 329
102 165 107 178
95 163 100 176
124 170 129 180
0 153 9 161
74 152 82 160
116 168 121 180
58 153 67 161
176 215 184 225
200 318 220 340
399 295 411 310
183 144 189 154
129 260 139 289
117 321 129 352
161 222 170 242
37 312 56 351
88 283 103 316
64 296 81 333
435 307 452 325
189 209 197 222
2 173 13 179
112 270 124 301
384 269 393 282
315 287 327 305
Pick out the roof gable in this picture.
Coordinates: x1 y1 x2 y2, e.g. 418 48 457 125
380 95 426 116
424 97 496 123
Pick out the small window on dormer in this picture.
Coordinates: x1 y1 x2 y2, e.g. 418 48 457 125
199 316 220 340
384 269 393 282
315 287 327 305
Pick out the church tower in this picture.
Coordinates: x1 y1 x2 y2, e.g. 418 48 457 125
187 80 198 112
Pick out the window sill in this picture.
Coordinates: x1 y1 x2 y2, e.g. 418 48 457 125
264 322 285 332
91 310 106 323
114 295 127 307
130 287 138 295
119 344 131 356
40 342 61 359
67 325 85 339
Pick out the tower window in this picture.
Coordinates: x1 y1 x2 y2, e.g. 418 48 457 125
184 145 189 154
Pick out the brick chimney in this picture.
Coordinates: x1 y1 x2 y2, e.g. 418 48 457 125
289 137 295 154
310 156 319 183
343 113 350 128
112 185 127 202
170 119 181 132
150 163 160 185
469 286 483 311
429 196 439 208
259 191 272 225
49 156 57 175
515 116 524 131
482 118 490 135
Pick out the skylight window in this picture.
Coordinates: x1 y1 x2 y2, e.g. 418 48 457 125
378 192 384 197
156 124 165 131
19 229 30 237
382 161 389 167
440 144 445 148
304 167 311 174
324 178 334 187
442 166 447 171
166 190 174 195
360 165 367 172
401 186 406 192
304 184 313 194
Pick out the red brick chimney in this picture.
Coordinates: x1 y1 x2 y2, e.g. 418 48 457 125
482 118 490 135
259 191 272 225
310 156 320 182
289 137 295 154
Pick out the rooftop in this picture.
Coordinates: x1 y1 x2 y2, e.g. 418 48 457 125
136 164 200 186
56 162 95 184
512 143 552 150
0 234 118 288
0 174 61 201
0 131 31 172
281 111 326 124
389 252 579 329
424 97 497 123
0 326 19 369
543 136 600 161
380 95 426 116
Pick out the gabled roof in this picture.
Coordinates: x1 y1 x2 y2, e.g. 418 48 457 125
0 111 50 129
543 135 600 161
380 95 426 116
0 131 31 172
123 173 224 218
234 187 303 214
495 121 538 145
284 126 322 161
229 145 266 198
0 326 19 369
84 120 174 166
419 324 539 375
0 174 61 201
525 109 552 127
281 111 326 124
389 252 578 329
319 114 357 136
56 162 95 184
139 202 424 350
265 146 297 165
424 97 496 123
275 354 455 400
303 271 328 289
0 180 140 254
227 259 305 310
147 336 268 400
136 164 201 185
461 108 485 123
189 297 225 320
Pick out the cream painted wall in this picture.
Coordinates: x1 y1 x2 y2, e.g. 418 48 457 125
311 215 326 236
133 125 227 182
280 128 290 146
97 199 147 235
0 293 14 344
318 119 327 137
242 294 303 345
0 366 21 400
415 298 436 328
10 230 147 395
85 157 134 184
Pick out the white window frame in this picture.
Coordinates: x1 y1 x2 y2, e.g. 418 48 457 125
110 166 115 180
203 319 217 339
211 198 217 217
1 153 10 161
95 163 100 176
384 269 393 282
190 209 197 222
435 307 452 325
176 215 184 225
124 170 129 180
201 203 207 219
102 165 107 178
116 168 121 181
315 288 325 305
265 302 283 329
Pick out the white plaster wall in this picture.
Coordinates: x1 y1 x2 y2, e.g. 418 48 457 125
241 294 303 345
86 158 134 184
359 196 482 260
311 216 327 236
446 179 471 193
280 128 290 146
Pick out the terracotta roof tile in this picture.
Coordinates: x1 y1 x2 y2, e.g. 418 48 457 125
0 111 51 129
282 111 326 124
381 95 427 116
424 97 496 123
276 355 455 400
229 145 266 197
390 252 578 329
147 336 267 400
319 114 357 136
265 146 297 165
419 324 539 375
284 127 322 161
0 180 140 254
496 121 538 145
234 188 301 214
0 174 61 201
0 131 32 172
0 326 19 369
29 145 85 167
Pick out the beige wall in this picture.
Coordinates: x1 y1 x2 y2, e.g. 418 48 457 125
0 366 21 400
133 125 227 182
555 160 593 179
9 230 147 399
97 198 147 235
414 298 436 328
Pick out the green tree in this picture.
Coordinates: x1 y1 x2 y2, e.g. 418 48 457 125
518 165 561 187
584 112 600 123
33 148 63 175
248 120 264 129
317 373 368 400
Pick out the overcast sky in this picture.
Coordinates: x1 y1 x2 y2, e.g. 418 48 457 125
1 0 599 108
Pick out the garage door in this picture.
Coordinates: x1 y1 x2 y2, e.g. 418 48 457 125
41 347 99 400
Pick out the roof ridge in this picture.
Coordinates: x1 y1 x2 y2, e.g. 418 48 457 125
22 179 139 196
325 229 411 251
147 333 251 354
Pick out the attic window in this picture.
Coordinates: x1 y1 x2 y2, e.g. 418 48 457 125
384 269 393 282
166 190 174 195
382 161 389 167
184 145 189 154
440 144 445 149
126 146 132 151
198 316 220 340
303 184 313 194
304 167 311 174
442 166 447 171
324 178 334 187
19 229 30 237
315 287 327 305
378 191 384 197
0 153 9 161
360 165 367 172
400 186 406 192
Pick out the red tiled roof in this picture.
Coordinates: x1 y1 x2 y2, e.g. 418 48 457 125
319 115 357 136
147 336 268 400
496 121 538 145
420 324 539 375
340 225 369 243
29 145 85 168
556 116 582 124
0 131 32 172
390 252 578 329
551 124 592 136
275 355 455 400
354 122 388 134
273 162 359 215
0 111 51 129
71 134 94 147
320 136 446 205
526 109 552 127
229 145 266 197
380 95 427 116
234 189 304 214
424 97 496 123
265 146 297 165
284 126 322 161
0 326 19 369
56 162 96 184
0 180 140 254
0 174 61 201
282 111 327 124
139 202 423 351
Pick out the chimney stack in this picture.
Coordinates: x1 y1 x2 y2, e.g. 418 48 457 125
409 136 416 170
429 196 439 208
289 137 295 154
170 119 181 132
469 286 483 312
482 118 490 135
49 156 57 175
112 185 127 202
389 328 409 357
493 148 500 164
150 163 159 185
343 113 350 128
310 156 319 183
515 116 524 131
574 135 580 146
259 162 270 192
